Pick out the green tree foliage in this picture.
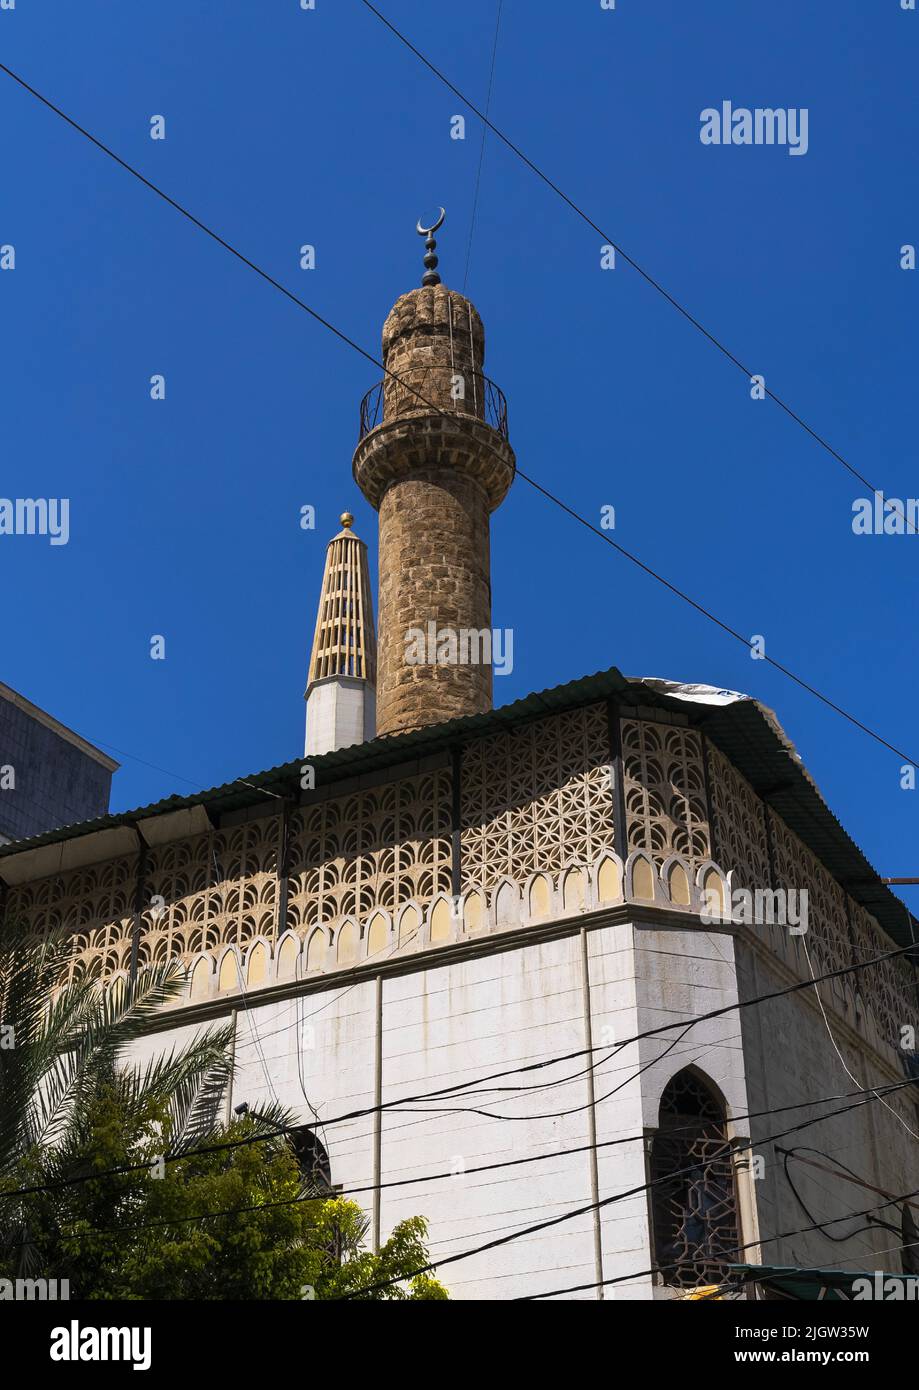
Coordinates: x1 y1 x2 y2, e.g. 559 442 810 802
0 923 446 1299
2 1092 446 1299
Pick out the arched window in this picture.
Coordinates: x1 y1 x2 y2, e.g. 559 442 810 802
649 1068 740 1290
289 1126 333 1196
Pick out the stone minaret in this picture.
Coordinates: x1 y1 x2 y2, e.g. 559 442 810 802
304 513 377 756
352 214 515 737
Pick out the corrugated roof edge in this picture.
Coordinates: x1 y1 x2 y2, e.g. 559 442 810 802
1 665 915 949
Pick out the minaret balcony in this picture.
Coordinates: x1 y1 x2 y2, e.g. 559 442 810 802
358 367 509 443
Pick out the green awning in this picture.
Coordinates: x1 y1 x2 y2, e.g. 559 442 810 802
730 1264 919 1300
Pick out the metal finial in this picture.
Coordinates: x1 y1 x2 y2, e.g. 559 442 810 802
416 208 445 287
340 511 354 530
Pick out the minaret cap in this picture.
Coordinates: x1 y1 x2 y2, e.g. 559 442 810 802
416 208 445 287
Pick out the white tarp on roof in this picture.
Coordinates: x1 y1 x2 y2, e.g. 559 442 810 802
634 677 804 769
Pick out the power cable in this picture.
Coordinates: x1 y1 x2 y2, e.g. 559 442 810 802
337 1089 919 1298
2 938 913 1203
1 59 917 766
462 0 503 294
5 1072 911 1257
358 0 919 537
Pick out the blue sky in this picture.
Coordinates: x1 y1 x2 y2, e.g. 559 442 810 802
1 1 917 894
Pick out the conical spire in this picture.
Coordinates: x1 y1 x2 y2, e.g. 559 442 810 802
304 513 377 755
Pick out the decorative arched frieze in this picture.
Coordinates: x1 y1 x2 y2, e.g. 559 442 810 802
525 872 554 923
189 955 213 1001
335 918 360 966
696 862 729 921
365 910 391 960
625 851 658 904
427 894 457 946
492 877 521 930
305 926 329 974
397 902 422 949
561 865 588 915
217 947 241 993
275 931 301 981
461 889 486 935
245 939 269 988
594 852 624 907
660 854 692 909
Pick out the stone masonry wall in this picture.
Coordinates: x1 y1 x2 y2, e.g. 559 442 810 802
353 284 514 737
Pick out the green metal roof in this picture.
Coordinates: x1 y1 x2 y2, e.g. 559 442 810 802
1 664 915 948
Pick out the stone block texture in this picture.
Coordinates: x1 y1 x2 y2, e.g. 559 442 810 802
353 284 515 737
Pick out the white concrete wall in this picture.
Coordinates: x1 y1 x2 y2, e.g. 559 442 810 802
736 940 918 1277
589 920 752 1299
124 918 767 1300
305 678 375 756
378 936 596 1300
122 920 919 1300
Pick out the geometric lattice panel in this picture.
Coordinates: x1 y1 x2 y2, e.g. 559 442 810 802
140 818 279 968
460 703 617 892
622 719 711 868
707 743 770 891
285 769 453 933
4 855 138 983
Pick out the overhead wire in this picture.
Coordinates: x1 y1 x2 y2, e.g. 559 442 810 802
0 58 916 768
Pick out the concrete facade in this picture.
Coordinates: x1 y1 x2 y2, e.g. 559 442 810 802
0 683 116 844
9 682 915 1299
305 677 376 757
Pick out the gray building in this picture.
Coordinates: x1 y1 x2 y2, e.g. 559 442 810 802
0 683 117 844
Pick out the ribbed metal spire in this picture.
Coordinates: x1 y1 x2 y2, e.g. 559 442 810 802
304 514 377 755
307 514 377 687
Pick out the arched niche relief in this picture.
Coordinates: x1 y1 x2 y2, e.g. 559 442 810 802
724 869 746 925
276 933 299 981
528 873 552 921
366 911 389 959
697 864 727 920
628 852 655 902
246 940 268 988
463 889 485 935
336 919 360 966
397 903 420 947
664 858 691 908
492 878 520 929
429 895 454 944
596 854 622 905
218 949 240 993
190 957 212 1001
305 927 327 974
562 866 587 914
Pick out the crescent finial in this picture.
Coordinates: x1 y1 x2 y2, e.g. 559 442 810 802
416 208 445 287
416 208 446 238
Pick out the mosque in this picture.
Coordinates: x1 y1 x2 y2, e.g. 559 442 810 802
2 217 917 1299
